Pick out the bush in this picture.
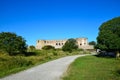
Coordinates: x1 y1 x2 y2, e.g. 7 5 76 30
42 45 55 50
62 38 78 52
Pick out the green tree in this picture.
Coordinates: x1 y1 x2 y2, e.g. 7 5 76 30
0 32 27 55
62 38 78 52
96 17 120 57
89 41 96 46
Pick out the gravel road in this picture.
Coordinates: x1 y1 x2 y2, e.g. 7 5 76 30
0 54 92 80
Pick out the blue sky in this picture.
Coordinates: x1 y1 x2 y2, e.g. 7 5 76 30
0 0 120 46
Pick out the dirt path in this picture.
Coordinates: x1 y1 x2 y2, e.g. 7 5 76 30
0 54 92 80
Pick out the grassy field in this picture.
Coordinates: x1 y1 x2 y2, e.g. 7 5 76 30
62 55 120 80
0 49 90 78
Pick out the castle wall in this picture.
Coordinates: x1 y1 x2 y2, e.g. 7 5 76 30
36 38 94 50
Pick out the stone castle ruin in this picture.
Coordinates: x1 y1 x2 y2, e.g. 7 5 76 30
36 38 94 50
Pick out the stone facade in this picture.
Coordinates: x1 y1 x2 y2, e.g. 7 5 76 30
36 38 94 50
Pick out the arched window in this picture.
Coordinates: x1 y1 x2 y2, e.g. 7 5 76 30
80 43 82 46
44 41 46 43
56 43 58 45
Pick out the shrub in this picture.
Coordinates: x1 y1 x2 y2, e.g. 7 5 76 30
42 45 55 50
62 38 78 52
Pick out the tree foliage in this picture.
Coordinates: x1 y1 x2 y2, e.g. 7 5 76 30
62 38 78 52
89 41 96 46
42 45 55 50
0 32 27 55
96 17 120 53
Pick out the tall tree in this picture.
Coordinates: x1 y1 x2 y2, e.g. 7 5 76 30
0 32 27 55
62 38 78 52
96 17 120 57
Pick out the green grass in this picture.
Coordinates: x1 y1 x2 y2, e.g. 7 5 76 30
62 55 120 80
0 49 86 78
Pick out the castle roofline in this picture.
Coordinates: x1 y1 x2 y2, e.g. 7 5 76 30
37 37 88 41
